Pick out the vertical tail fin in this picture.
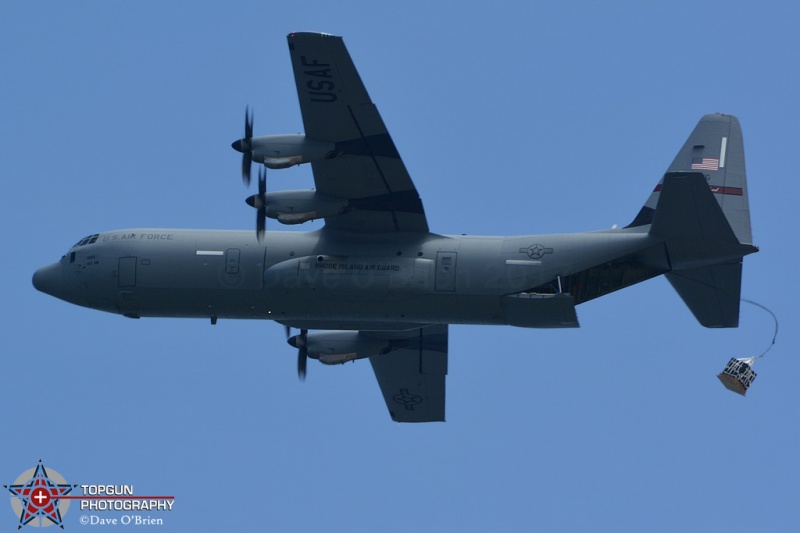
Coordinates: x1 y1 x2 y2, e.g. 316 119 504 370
629 114 753 245
630 115 758 328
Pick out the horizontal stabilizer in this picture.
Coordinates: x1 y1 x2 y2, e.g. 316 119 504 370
650 172 756 270
666 263 742 327
649 173 756 328
631 115 758 328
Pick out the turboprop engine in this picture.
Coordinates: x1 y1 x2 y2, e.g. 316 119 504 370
287 331 402 366
231 108 339 187
248 134 337 169
246 189 350 225
231 109 358 242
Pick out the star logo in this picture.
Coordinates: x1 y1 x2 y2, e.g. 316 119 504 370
392 388 423 411
519 244 554 260
5 461 76 529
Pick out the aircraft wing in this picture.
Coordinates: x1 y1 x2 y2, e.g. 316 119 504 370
287 32 429 233
368 325 448 422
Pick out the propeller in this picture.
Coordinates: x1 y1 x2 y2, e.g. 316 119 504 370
286 328 309 381
231 106 254 187
245 167 268 242
256 167 266 242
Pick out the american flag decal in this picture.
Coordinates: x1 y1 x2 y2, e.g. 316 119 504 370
691 157 720 171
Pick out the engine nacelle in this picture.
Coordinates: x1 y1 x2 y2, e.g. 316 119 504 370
291 331 401 365
249 134 336 169
263 190 350 225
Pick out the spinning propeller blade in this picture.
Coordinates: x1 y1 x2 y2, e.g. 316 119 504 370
231 106 254 187
256 167 267 242
245 167 268 243
286 328 309 381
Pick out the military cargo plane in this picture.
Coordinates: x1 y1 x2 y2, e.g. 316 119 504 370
33 32 757 422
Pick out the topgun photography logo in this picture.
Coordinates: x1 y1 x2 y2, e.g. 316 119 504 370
4 460 76 529
5 460 174 529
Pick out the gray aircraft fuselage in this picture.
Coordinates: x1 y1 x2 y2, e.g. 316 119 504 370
29 30 757 421
33 226 658 330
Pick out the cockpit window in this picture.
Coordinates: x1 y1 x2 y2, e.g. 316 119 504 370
74 234 99 247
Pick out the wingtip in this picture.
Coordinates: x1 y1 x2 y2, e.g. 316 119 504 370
287 31 341 40
700 112 739 123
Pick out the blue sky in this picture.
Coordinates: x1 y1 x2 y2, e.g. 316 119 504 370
2 1 798 531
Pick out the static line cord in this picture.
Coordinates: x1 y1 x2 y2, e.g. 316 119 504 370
667 271 779 359
741 298 778 359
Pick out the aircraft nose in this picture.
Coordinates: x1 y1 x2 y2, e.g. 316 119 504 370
33 262 62 296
